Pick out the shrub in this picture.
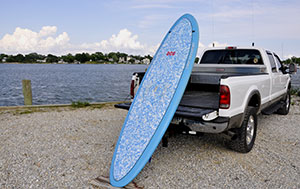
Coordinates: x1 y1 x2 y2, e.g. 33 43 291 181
71 101 90 108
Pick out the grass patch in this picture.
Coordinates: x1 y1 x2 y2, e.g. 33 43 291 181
85 61 102 64
19 110 33 114
85 61 113 64
71 101 91 108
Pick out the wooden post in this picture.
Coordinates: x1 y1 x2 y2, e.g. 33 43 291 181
22 80 32 105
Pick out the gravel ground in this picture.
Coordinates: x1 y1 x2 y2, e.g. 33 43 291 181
0 100 299 188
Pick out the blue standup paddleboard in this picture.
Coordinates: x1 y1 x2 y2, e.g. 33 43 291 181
110 14 199 187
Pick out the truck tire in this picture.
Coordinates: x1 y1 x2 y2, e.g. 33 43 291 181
277 90 291 115
228 106 257 153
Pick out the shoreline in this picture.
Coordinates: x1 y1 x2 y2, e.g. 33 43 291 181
0 101 129 115
0 101 127 110
0 62 148 65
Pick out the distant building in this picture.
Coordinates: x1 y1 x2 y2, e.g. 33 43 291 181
58 59 67 64
37 58 47 63
134 59 141 64
74 60 81 64
108 58 114 62
119 57 126 63
126 56 132 63
142 58 150 65
2 57 7 62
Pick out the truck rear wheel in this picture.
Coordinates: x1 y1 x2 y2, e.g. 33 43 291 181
228 106 257 153
277 90 291 115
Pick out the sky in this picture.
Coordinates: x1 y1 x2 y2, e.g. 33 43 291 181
0 0 300 59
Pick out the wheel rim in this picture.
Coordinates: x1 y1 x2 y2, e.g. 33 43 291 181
286 95 290 109
246 115 255 145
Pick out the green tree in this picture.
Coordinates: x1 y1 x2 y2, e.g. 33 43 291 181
62 53 74 63
91 52 105 62
24 53 41 63
107 52 115 58
144 55 153 62
283 56 300 65
107 52 119 62
46 54 59 63
118 52 128 58
129 59 135 64
112 54 118 62
0 53 8 62
75 53 90 63
15 54 25 62
6 55 17 62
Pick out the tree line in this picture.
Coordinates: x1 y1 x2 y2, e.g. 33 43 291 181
0 52 153 64
0 51 299 65
283 56 300 65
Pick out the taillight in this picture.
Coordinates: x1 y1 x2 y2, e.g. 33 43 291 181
219 85 230 109
130 79 135 99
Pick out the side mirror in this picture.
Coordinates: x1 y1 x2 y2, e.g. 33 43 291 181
289 63 297 74
280 66 287 74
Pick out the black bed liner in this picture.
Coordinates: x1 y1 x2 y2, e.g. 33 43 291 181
180 91 219 109
114 102 216 120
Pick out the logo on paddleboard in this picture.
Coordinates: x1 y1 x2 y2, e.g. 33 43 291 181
166 51 176 56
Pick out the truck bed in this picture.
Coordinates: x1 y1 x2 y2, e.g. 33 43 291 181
116 72 221 120
180 91 219 109
116 64 268 121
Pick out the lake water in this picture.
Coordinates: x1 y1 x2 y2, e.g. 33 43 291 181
0 64 299 106
0 64 147 106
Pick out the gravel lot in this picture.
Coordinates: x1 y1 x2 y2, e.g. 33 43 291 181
0 100 299 188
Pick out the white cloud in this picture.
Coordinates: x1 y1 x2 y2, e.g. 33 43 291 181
100 29 144 51
148 43 160 55
0 26 70 54
0 26 156 55
0 26 245 58
74 28 154 55
39 26 57 37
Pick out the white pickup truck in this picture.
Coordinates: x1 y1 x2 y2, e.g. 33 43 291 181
115 47 297 153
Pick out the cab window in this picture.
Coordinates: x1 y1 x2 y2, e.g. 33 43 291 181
274 54 283 73
200 49 263 65
267 52 277 72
